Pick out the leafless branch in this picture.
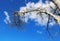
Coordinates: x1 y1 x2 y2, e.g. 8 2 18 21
10 0 60 39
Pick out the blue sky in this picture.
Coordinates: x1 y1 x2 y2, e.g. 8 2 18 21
0 0 60 41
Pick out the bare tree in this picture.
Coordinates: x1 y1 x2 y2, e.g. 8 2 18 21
11 0 60 39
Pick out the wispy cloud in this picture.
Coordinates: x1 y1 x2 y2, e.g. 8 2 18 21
4 11 11 24
19 0 56 26
37 30 42 34
49 21 56 26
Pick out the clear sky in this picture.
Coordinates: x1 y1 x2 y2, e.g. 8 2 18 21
0 0 60 41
